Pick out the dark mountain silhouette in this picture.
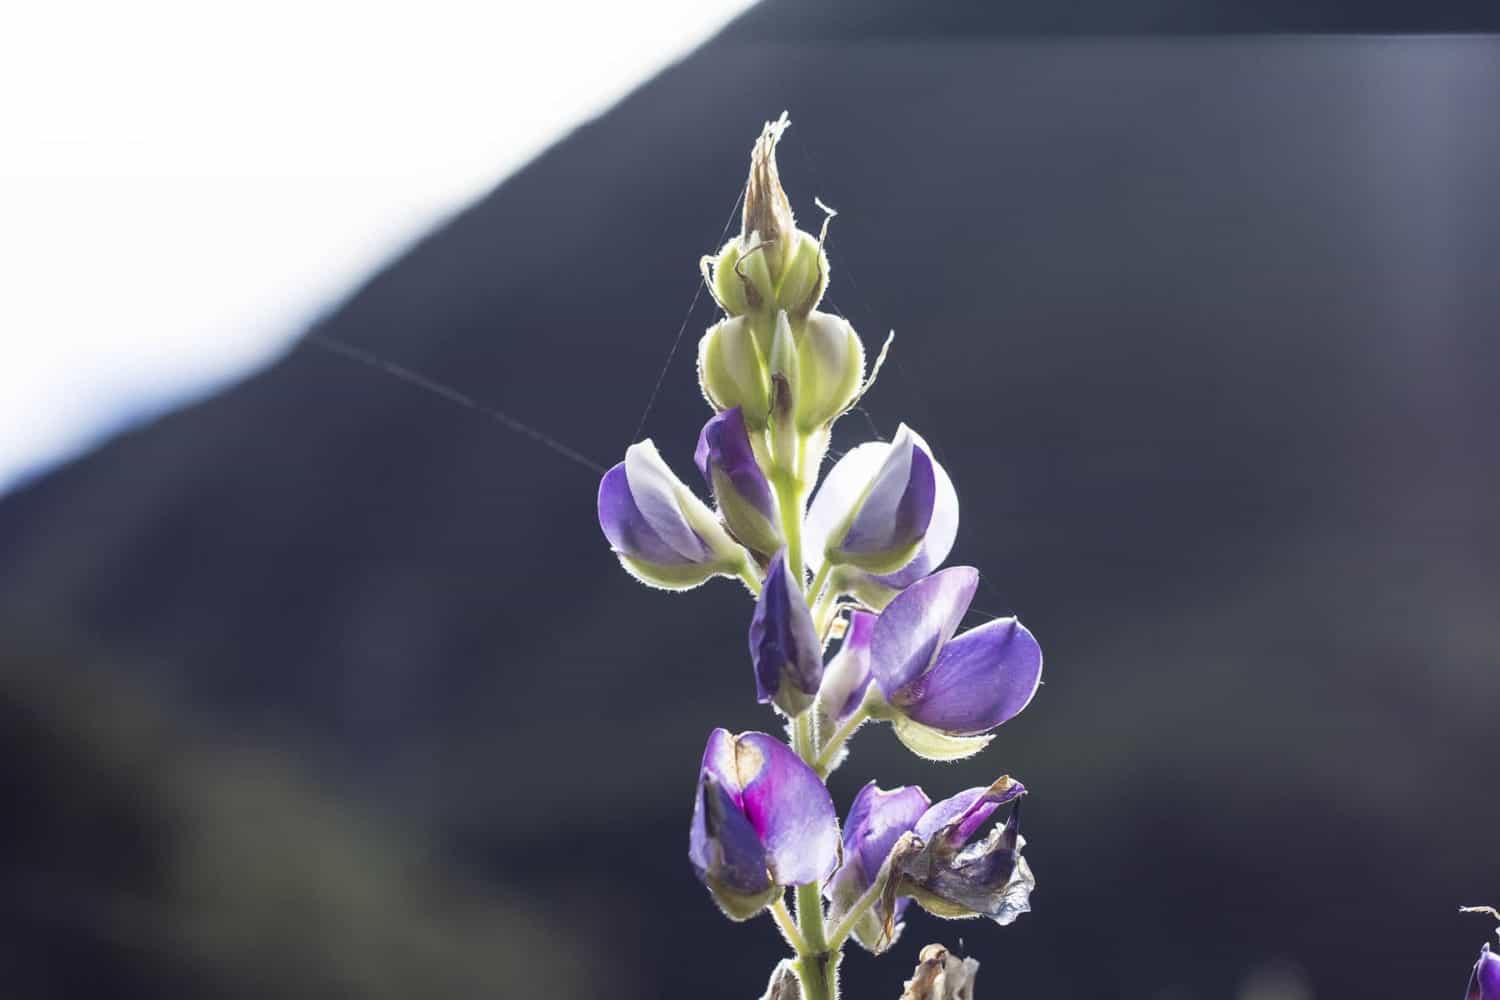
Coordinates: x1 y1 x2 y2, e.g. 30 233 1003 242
3 4 1498 997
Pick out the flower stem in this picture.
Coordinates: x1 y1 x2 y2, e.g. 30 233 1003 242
738 562 764 596
793 881 837 1000
825 873 885 952
770 896 809 954
774 471 805 594
814 704 871 778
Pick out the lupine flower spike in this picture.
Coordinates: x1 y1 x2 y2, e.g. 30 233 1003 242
597 113 1048 999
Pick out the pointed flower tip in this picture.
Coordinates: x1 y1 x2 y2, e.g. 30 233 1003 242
745 113 795 247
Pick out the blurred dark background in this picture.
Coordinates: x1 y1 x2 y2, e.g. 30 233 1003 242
3 2 1499 997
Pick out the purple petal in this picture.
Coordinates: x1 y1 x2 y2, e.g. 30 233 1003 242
695 408 778 523
898 618 1043 736
871 443 958 588
839 426 936 560
694 773 774 895
624 441 714 562
689 729 772 897
842 782 931 887
915 778 1027 847
818 610 876 725
894 781 1033 925
826 782 929 950
870 567 979 697
734 731 840 886
804 441 887 571
598 462 695 565
748 551 823 715
1471 945 1500 1000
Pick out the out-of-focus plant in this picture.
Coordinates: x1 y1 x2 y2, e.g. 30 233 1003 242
597 114 1044 999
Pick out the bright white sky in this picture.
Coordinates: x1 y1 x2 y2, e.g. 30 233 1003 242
0 0 752 490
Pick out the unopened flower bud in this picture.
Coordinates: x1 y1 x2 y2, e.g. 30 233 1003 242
795 311 865 431
699 315 772 429
749 550 823 717
804 425 938 576
695 407 781 557
690 728 839 921
703 114 829 320
597 440 750 590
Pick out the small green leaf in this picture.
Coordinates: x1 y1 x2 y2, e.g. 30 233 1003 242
891 716 993 762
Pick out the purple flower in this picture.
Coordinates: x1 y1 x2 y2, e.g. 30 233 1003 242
816 610 876 731
598 440 747 590
871 566 1042 739
689 728 840 920
804 425 940 576
888 777 1034 926
825 782 931 953
1470 943 1500 1000
805 428 959 608
695 407 782 557
749 550 823 716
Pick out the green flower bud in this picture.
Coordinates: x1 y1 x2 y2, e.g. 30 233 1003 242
795 310 865 431
698 315 772 429
701 113 829 321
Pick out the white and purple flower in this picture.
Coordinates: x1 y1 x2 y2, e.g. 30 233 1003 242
597 439 750 590
804 425 955 584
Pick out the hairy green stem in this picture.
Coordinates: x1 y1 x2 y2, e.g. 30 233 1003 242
770 896 809 954
793 882 836 1000
814 703 870 778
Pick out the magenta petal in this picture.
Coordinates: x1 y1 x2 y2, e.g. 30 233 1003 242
870 567 979 697
694 774 774 895
898 618 1043 736
915 779 1027 847
690 729 774 904
735 732 840 886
